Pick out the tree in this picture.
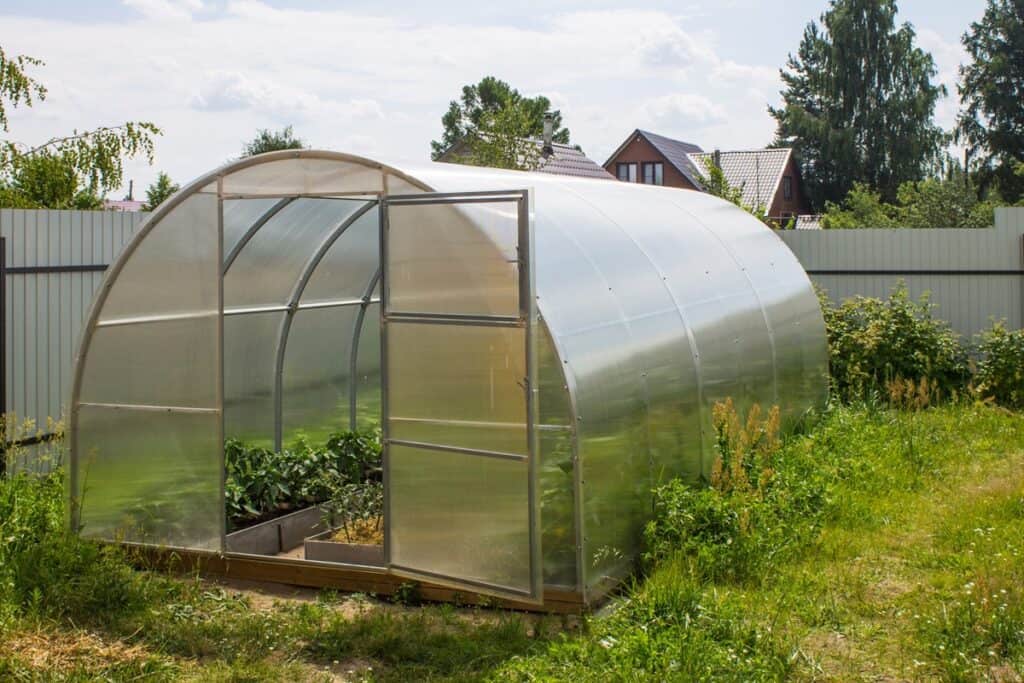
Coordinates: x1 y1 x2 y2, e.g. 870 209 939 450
0 45 160 208
142 171 179 211
770 0 947 210
821 167 1003 229
241 126 306 157
430 76 569 167
957 0 1024 203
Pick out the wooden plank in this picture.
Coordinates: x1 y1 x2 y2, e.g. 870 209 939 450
131 546 587 614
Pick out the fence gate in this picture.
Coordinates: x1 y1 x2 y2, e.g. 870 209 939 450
380 190 541 603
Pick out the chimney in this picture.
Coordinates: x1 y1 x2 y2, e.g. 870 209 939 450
712 149 722 169
541 113 554 157
126 179 134 201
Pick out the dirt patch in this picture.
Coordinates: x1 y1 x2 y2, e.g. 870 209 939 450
5 630 156 672
329 517 383 545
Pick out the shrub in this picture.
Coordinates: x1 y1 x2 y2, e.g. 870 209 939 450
819 282 970 403
975 321 1024 409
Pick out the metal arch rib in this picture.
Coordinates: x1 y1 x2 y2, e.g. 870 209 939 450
272 200 380 450
348 267 382 429
222 197 295 275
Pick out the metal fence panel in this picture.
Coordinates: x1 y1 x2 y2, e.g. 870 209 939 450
778 208 1024 343
2 209 146 438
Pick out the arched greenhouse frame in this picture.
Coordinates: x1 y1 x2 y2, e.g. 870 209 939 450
69 150 828 610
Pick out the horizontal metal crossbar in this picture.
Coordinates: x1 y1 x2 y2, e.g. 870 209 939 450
386 438 527 462
7 264 108 275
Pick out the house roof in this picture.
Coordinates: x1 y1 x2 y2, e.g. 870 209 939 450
437 137 614 180
604 129 705 188
687 148 794 211
533 140 615 180
103 199 145 212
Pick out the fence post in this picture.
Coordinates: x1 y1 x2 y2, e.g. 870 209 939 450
1 235 6 477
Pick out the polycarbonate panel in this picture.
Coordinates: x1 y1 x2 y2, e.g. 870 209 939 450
281 306 359 445
354 302 382 431
74 405 220 550
300 207 380 305
387 322 527 455
100 193 218 320
536 323 577 586
221 156 384 196
389 444 532 594
222 198 281 262
224 198 367 308
223 311 280 445
81 317 218 408
387 201 520 316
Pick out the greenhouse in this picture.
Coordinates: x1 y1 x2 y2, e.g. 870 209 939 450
68 150 828 610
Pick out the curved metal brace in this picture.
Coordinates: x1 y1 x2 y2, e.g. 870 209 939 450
347 267 382 429
272 200 380 450
222 197 295 275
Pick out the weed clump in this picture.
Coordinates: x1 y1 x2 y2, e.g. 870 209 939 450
644 399 827 584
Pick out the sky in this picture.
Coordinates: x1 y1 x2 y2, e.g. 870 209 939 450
0 0 987 199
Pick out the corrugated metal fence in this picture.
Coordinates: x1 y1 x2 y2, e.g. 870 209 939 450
3 206 1024 460
2 209 146 450
779 207 1024 342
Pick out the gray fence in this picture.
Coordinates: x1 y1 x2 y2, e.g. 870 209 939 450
3 206 1024 456
779 207 1024 342
2 209 146 449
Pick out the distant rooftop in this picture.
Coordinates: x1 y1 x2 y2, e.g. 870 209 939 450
688 148 794 210
437 136 614 180
103 199 145 212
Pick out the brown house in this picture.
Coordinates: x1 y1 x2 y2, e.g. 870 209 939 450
602 129 705 189
604 129 810 222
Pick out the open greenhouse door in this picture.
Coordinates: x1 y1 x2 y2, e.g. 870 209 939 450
381 190 541 604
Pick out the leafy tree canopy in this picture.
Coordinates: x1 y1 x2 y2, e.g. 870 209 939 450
142 171 180 211
430 76 570 169
241 125 306 157
957 0 1024 202
821 165 1007 229
770 0 947 210
0 45 160 208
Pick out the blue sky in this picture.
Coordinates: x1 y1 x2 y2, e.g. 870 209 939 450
1 0 986 197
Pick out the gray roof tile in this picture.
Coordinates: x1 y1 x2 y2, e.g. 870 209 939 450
687 149 793 210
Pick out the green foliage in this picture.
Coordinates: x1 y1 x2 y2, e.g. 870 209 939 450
0 45 45 132
141 171 179 211
224 430 381 528
0 45 160 207
819 282 970 402
975 321 1024 409
770 0 947 209
957 0 1024 203
644 401 825 584
430 75 569 167
241 125 306 157
822 172 1003 229
2 152 103 209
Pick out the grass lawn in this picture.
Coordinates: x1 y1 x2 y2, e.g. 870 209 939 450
2 402 1023 681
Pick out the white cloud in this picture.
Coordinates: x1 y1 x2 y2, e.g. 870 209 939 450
641 93 726 127
190 70 322 119
122 0 203 21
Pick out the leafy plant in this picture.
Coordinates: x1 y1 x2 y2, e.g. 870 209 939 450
321 481 383 544
818 282 970 403
224 429 381 530
974 320 1024 409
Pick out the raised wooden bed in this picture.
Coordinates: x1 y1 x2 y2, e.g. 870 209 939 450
304 529 384 566
226 505 326 555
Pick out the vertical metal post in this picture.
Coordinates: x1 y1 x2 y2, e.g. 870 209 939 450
0 235 6 476
217 178 227 551
379 200 391 567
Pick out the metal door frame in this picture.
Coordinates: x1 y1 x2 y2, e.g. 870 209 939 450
380 189 541 603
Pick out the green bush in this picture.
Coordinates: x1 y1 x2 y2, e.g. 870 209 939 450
975 321 1024 409
819 283 970 402
225 429 381 529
